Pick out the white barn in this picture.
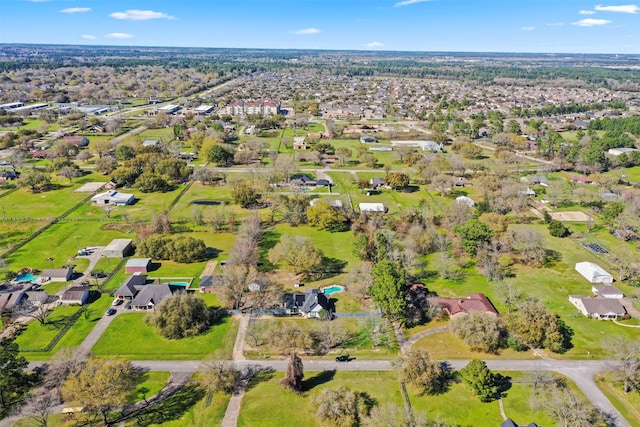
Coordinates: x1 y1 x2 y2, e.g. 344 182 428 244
359 203 386 214
575 262 613 284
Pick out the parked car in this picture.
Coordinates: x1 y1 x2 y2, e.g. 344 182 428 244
105 308 117 316
112 298 123 306
335 355 351 362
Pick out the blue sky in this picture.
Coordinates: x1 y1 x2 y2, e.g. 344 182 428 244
0 0 638 53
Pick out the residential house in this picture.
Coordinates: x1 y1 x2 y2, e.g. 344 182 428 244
63 136 89 148
289 175 316 187
359 202 387 214
40 268 73 283
569 295 626 319
592 285 624 299
310 198 343 208
60 286 90 305
430 293 498 317
102 239 133 258
522 175 549 187
417 141 442 152
125 258 151 274
501 419 540 427
451 177 472 187
284 289 330 318
575 262 614 284
130 284 175 311
0 170 18 182
142 140 160 147
293 137 307 150
570 175 593 184
114 274 147 300
91 190 135 206
360 136 378 144
369 177 385 189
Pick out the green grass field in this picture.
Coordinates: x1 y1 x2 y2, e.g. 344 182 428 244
595 372 640 427
238 370 556 426
92 312 238 359
15 305 82 352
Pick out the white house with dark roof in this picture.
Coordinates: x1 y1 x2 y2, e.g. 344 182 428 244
130 284 175 311
40 268 73 282
60 286 90 305
569 295 626 320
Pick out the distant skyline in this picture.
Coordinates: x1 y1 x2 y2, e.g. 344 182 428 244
1 0 638 54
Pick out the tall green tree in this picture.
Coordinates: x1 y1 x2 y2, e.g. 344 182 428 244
268 235 323 277
61 358 140 426
454 219 494 256
0 338 33 417
370 260 407 322
459 359 502 402
393 349 450 395
145 293 211 339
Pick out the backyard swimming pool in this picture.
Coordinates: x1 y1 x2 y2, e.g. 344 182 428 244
167 282 190 287
323 285 344 295
15 272 40 282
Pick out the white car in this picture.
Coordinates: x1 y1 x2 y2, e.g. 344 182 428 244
112 298 124 306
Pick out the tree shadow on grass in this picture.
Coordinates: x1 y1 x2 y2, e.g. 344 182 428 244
312 257 347 280
244 365 275 392
302 369 336 392
123 384 205 427
257 230 281 271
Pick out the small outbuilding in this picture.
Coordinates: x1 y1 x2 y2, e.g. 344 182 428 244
60 286 90 305
592 285 624 299
359 202 387 214
575 262 613 284
40 267 73 282
125 258 152 274
102 239 133 258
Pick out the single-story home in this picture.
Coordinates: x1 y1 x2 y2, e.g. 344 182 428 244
60 286 90 305
569 295 626 320
521 175 549 187
592 285 624 299
284 288 330 318
125 258 151 274
130 284 175 311
0 170 19 182
143 140 160 147
417 141 442 152
451 177 472 187
575 262 614 284
102 239 133 258
359 202 387 214
360 136 378 144
114 274 147 300
369 177 385 188
91 190 135 206
40 267 73 282
429 293 498 317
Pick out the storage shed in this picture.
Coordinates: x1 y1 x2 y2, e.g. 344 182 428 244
125 258 151 274
102 239 133 258
575 262 613 284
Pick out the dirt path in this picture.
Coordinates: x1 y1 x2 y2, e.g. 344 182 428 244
200 260 218 278
400 326 448 353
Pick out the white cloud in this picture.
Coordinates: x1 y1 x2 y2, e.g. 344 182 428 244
60 7 91 14
572 18 612 26
105 33 134 39
394 0 432 6
109 10 175 21
521 26 535 31
81 34 96 40
579 9 596 14
546 22 565 26
364 41 384 47
293 28 320 35
595 4 639 13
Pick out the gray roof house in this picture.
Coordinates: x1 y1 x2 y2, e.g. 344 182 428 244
102 239 133 258
369 177 385 188
40 268 73 282
569 295 626 319
114 275 147 300
285 289 330 318
60 286 90 305
592 285 624 299
130 284 175 311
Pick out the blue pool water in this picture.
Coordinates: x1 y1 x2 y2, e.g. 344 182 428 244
168 282 189 287
16 272 39 282
323 285 344 295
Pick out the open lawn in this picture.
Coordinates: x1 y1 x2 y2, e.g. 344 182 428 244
19 294 114 361
15 305 82 352
0 182 89 219
5 220 132 271
168 182 239 223
238 370 555 427
0 220 49 254
413 331 537 360
243 317 397 359
132 390 229 427
92 312 238 359
596 372 640 427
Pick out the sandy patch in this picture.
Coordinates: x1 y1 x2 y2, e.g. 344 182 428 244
550 211 593 221
75 182 107 193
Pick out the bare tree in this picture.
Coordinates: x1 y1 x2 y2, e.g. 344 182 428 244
281 353 304 393
13 302 51 326
22 389 58 427
605 336 640 393
199 358 240 394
